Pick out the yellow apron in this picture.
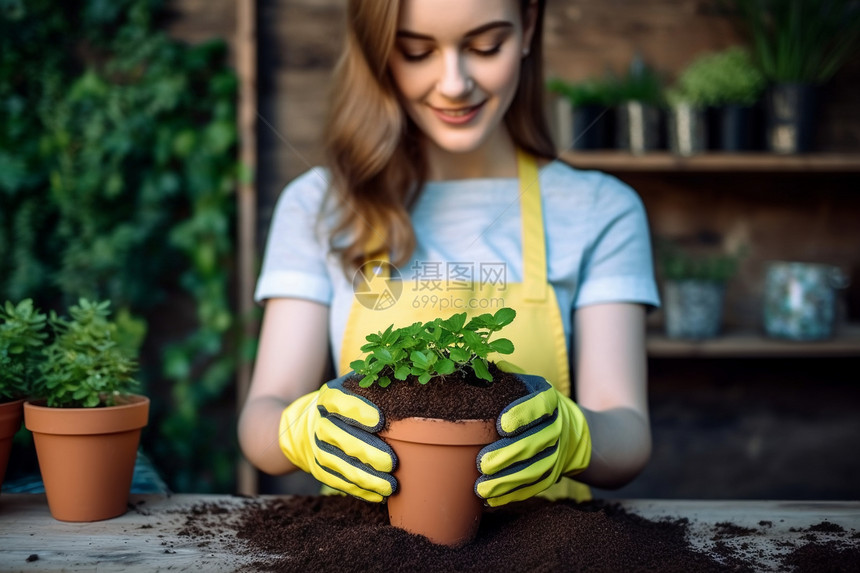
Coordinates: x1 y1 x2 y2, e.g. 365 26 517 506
337 150 590 502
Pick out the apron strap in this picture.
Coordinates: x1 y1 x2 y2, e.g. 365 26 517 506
366 150 547 303
517 150 548 302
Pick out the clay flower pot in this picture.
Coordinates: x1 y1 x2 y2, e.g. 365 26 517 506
24 395 149 522
379 417 499 547
0 399 25 494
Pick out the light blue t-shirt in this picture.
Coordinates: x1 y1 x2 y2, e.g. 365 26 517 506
255 160 661 367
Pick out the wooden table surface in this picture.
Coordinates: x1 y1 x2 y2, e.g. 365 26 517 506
1 494 858 572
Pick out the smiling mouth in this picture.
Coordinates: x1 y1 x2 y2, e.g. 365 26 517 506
438 105 479 116
430 102 485 123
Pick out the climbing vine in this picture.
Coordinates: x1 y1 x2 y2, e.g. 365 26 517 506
1 0 242 491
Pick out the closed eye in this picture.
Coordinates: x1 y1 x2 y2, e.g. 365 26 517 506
471 45 502 57
400 50 432 62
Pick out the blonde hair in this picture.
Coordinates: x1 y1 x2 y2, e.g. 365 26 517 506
323 0 554 272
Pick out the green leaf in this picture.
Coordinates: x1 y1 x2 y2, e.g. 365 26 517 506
440 312 467 332
410 350 432 370
359 374 377 388
378 376 392 388
381 325 398 345
461 329 483 349
435 358 456 375
465 314 493 331
418 373 432 384
472 358 492 382
365 333 382 344
493 307 516 328
373 347 393 363
360 341 379 352
349 359 367 373
448 347 471 363
394 364 411 380
489 338 515 355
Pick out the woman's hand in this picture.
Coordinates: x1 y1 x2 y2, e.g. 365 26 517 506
278 372 397 503
475 374 591 507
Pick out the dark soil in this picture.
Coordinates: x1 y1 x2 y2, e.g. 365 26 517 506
345 362 527 425
173 495 860 572
232 496 734 572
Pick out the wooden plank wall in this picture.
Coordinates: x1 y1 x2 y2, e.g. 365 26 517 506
164 0 860 330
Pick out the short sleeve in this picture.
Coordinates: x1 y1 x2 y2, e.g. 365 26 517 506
254 169 333 305
574 176 661 310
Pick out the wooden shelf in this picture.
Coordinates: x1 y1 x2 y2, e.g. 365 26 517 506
560 151 860 173
647 323 860 358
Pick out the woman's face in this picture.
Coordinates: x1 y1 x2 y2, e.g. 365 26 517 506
389 0 534 157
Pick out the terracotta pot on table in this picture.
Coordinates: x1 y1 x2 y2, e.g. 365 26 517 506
24 395 149 522
380 417 499 547
0 399 25 495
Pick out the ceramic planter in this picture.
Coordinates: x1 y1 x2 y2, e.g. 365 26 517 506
765 83 819 154
0 399 25 495
668 103 708 157
24 395 149 522
663 279 726 340
572 104 611 150
616 101 661 154
763 261 848 341
379 416 499 547
718 104 757 151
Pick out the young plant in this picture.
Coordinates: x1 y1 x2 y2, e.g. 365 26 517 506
729 0 860 84
616 55 665 106
546 76 622 108
658 238 747 283
667 47 765 108
349 308 517 388
36 299 144 408
0 299 48 402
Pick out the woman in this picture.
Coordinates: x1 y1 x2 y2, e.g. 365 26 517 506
239 0 659 507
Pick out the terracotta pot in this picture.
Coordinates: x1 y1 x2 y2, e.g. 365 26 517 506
24 395 149 522
379 417 499 547
0 399 25 493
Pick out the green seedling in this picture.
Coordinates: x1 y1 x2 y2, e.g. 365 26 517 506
0 299 48 402
349 308 516 388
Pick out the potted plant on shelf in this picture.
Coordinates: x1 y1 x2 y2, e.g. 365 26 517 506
24 298 148 522
547 75 620 150
668 47 766 153
0 300 48 494
658 239 745 340
664 86 709 158
728 0 860 153
346 308 524 547
614 55 666 154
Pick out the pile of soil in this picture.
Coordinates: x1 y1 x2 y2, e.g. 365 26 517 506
345 363 527 424
176 495 860 572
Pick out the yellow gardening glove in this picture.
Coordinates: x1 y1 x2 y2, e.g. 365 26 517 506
475 374 591 507
278 372 397 503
